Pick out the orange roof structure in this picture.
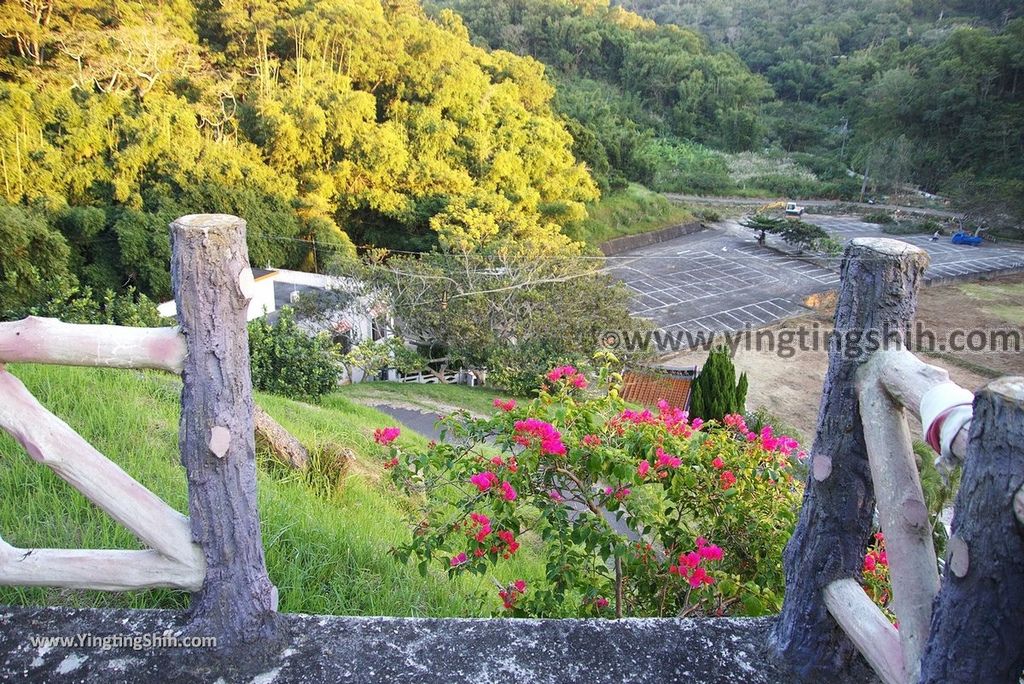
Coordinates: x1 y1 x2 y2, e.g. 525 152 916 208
620 366 696 410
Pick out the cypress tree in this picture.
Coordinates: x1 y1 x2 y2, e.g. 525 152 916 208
689 346 746 421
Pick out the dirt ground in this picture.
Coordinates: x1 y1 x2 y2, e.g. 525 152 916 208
664 273 1024 442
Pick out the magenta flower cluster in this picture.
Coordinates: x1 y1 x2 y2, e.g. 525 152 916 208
469 471 517 501
546 365 588 389
723 414 805 461
513 418 567 456
493 397 517 412
373 426 401 445
498 579 527 610
669 537 724 588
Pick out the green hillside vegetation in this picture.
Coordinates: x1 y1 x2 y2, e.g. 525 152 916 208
0 0 599 314
0 364 542 614
430 0 786 194
616 0 1024 231
567 183 694 245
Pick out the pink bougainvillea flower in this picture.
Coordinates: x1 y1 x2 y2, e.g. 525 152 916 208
373 426 401 445
450 552 468 567
595 597 609 609
582 434 602 447
699 544 724 561
513 579 527 593
549 489 565 502
470 512 492 542
655 447 682 469
493 398 517 412
514 418 566 456
720 470 737 490
689 566 710 587
497 529 520 557
470 471 499 492
501 481 517 501
637 459 650 477
711 456 725 470
547 365 588 389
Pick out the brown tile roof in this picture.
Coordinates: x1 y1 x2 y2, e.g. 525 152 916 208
621 367 695 410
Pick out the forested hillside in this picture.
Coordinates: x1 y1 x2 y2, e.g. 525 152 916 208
430 0 776 193
1 0 1021 318
0 0 596 313
615 0 1024 225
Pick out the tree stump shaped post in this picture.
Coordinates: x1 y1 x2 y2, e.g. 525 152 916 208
170 214 280 645
772 238 929 680
919 377 1024 683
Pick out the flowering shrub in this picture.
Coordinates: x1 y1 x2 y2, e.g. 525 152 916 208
862 532 895 622
385 355 805 617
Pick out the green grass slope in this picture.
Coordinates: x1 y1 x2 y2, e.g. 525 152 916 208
568 183 695 247
0 364 540 615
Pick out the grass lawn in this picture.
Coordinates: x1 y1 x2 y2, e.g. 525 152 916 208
0 364 543 616
957 281 1024 325
569 183 694 247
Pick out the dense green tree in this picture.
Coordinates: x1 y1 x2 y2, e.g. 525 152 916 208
689 346 746 421
0 202 72 312
0 0 602 318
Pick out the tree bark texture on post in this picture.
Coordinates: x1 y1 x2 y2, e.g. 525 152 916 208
170 214 280 646
772 238 929 680
919 377 1024 684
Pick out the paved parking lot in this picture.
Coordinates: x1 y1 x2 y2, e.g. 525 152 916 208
607 214 1024 334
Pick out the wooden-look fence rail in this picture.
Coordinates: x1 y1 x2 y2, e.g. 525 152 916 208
0 214 278 646
774 237 1024 683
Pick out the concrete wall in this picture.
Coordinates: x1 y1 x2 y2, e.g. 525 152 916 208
246 276 277 321
599 221 704 256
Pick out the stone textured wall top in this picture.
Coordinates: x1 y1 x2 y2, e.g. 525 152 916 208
0 606 877 683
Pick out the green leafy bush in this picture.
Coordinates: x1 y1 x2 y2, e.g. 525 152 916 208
487 343 587 397
863 212 895 225
4 280 165 327
248 308 341 401
342 337 427 383
635 139 733 194
742 214 831 250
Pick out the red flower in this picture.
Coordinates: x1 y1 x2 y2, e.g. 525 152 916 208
720 471 737 490
712 456 725 470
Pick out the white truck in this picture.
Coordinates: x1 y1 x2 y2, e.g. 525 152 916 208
785 201 805 217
